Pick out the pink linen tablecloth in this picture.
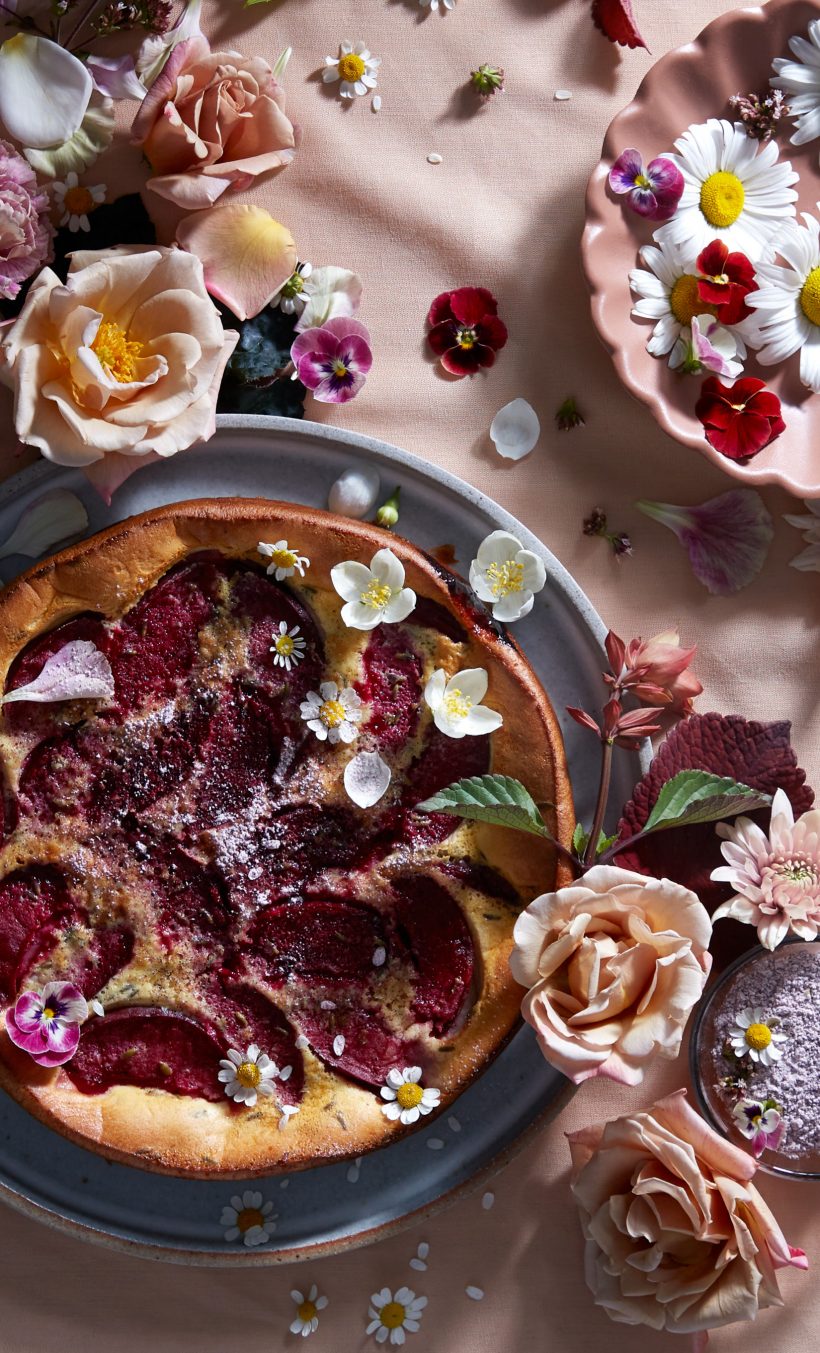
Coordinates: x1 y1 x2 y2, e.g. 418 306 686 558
1 1 818 1349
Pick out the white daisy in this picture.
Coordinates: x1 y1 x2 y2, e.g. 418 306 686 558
366 1287 427 1345
323 41 380 99
300 680 362 744
270 621 306 672
217 1044 279 1106
220 1190 276 1246
51 172 105 232
380 1067 441 1125
654 118 798 262
630 239 756 371
748 207 820 391
784 498 820 571
729 1007 788 1066
424 667 503 739
272 261 314 316
469 530 546 623
420 0 456 11
290 1284 328 1338
771 20 820 146
257 539 310 581
330 547 416 631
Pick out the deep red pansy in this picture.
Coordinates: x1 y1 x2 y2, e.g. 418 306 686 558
695 376 785 461
696 241 757 326
426 286 508 377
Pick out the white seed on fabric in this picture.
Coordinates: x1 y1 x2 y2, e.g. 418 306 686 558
427 152 443 164
554 89 572 100
466 1286 485 1301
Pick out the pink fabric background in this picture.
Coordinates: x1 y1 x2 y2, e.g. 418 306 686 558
1 0 818 1348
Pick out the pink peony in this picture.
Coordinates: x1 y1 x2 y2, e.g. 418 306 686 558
291 317 372 404
5 981 87 1067
510 865 712 1085
131 34 297 210
606 627 702 713
712 787 820 949
568 1089 807 1341
0 139 53 301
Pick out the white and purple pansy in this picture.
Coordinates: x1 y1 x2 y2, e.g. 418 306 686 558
290 317 373 404
608 148 684 222
732 1096 785 1158
5 981 88 1067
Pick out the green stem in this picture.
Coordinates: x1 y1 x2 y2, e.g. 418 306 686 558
583 739 613 867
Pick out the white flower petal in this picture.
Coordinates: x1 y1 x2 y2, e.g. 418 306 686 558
490 398 540 460
0 34 92 149
343 751 392 807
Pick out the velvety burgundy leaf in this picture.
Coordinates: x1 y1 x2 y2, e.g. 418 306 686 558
616 713 813 915
591 0 648 49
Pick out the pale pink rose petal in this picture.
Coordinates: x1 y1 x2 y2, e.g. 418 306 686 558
176 205 297 321
3 639 114 705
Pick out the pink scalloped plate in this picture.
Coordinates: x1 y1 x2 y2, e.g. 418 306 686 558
582 0 820 495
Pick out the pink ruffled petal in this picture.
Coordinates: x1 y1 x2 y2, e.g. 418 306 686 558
636 492 774 596
9 991 45 1035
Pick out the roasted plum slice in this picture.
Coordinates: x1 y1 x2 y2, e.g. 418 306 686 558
356 626 423 750
248 897 386 986
296 1002 421 1090
392 875 475 1035
0 866 82 1000
66 1006 226 1100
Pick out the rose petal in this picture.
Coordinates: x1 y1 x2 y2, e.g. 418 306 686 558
490 398 541 460
0 34 92 149
176 205 297 321
343 751 392 808
3 639 114 705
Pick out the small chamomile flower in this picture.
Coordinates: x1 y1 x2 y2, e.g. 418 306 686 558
420 0 456 11
218 1044 278 1106
300 681 362 744
367 1287 427 1344
257 539 310 581
380 1066 440 1125
52 172 105 232
729 1007 788 1066
220 1190 276 1246
290 1283 328 1337
323 41 380 100
270 621 306 672
273 261 314 316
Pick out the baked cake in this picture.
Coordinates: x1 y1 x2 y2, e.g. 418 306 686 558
0 498 573 1176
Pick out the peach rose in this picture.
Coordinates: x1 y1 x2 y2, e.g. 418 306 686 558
0 245 238 476
131 34 297 210
568 1089 807 1341
510 865 712 1084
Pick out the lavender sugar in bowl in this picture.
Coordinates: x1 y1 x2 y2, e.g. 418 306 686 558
691 941 820 1178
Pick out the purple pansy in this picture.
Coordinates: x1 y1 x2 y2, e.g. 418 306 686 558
732 1097 784 1159
5 981 88 1067
608 148 684 222
290 316 373 404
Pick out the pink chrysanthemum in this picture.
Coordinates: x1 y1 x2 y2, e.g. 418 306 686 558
0 139 53 301
712 788 820 949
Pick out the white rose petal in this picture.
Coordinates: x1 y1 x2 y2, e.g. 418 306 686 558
0 34 92 148
344 751 392 808
490 398 540 461
295 266 362 332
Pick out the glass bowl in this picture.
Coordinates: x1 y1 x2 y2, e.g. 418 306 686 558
690 939 820 1180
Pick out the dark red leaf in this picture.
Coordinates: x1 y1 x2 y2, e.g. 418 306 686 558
616 713 813 918
591 0 648 49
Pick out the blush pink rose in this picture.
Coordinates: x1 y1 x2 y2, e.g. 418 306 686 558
131 34 297 210
510 865 712 1084
568 1089 807 1341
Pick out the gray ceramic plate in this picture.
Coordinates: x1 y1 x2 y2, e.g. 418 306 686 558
0 416 644 1264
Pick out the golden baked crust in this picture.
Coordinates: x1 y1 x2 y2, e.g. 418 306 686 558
0 498 573 1176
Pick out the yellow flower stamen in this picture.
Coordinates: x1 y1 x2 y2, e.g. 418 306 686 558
396 1082 424 1110
443 687 472 720
338 53 366 82
699 171 745 228
319 697 347 729
486 559 524 598
236 1060 261 1089
360 579 392 609
298 1300 318 1323
669 274 717 327
332 359 349 378
92 320 144 384
236 1206 264 1233
380 1302 407 1331
42 1006 56 1021
457 327 477 350
64 185 96 216
801 266 820 326
745 1022 772 1051
269 547 297 570
634 173 651 189
275 634 295 657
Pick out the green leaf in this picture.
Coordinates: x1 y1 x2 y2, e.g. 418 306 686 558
416 774 550 837
643 770 771 834
595 831 618 856
572 822 588 856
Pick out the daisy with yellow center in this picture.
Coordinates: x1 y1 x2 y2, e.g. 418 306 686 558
748 206 820 393
52 172 105 233
469 528 547 622
629 239 751 371
270 621 307 672
729 1008 788 1067
654 117 797 263
424 665 503 739
322 40 381 100
367 1286 427 1345
258 538 310 581
290 1283 329 1338
380 1066 441 1125
331 547 417 632
300 679 363 744
217 1043 279 1106
221 1190 277 1247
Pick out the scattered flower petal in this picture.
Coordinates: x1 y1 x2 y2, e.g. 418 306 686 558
328 467 381 519
591 0 647 49
554 89 572 100
3 640 114 705
0 34 92 150
86 53 146 102
344 751 392 808
0 490 88 561
636 491 774 595
490 398 540 460
294 266 362 333
482 1191 495 1210
177 205 297 322
465 1286 484 1301
427 152 443 164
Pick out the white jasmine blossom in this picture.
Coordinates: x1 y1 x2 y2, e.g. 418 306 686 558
331 548 416 631
424 667 503 739
469 529 546 622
